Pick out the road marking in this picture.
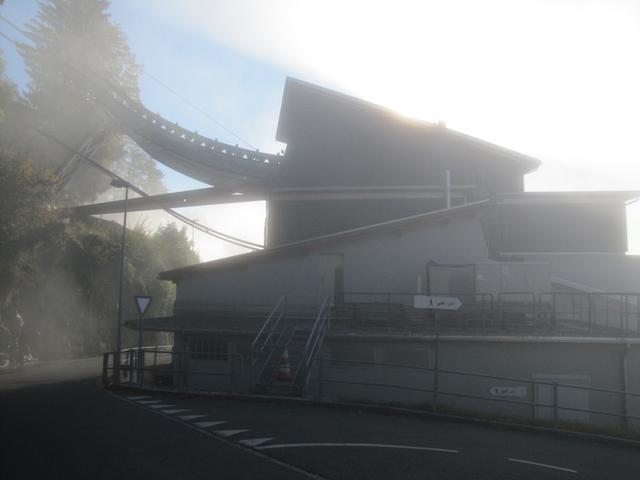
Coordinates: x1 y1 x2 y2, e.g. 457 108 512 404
127 396 151 400
109 392 329 480
138 400 162 404
257 443 459 453
194 421 227 428
215 429 250 438
238 438 275 447
162 409 191 414
149 404 175 409
179 414 208 421
508 458 578 474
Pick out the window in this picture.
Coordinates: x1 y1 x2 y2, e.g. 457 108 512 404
189 338 228 361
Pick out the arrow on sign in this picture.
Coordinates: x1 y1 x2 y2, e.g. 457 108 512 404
413 295 462 311
134 295 152 316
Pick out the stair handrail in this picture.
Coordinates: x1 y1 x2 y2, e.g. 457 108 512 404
252 296 287 361
297 297 331 392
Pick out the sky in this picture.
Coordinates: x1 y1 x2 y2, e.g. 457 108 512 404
2 0 640 260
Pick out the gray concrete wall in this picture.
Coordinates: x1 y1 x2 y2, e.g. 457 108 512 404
516 254 640 293
486 203 628 255
314 335 640 430
175 214 490 311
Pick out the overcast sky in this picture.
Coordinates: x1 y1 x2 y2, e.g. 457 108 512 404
2 0 640 260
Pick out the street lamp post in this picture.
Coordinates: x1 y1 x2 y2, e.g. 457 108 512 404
111 178 129 383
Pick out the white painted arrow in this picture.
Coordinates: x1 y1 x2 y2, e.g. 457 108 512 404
238 438 274 447
178 414 208 421
215 429 249 438
194 421 227 428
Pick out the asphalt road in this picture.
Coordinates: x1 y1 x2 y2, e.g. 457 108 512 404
1 358 639 479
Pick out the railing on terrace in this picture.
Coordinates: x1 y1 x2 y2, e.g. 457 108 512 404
333 291 640 336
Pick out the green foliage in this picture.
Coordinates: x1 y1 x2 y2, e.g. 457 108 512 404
0 153 60 302
0 152 198 361
152 223 200 271
0 1 197 363
0 51 17 123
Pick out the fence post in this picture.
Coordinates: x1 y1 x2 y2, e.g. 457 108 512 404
432 313 440 412
153 347 158 367
552 382 559 430
230 354 236 393
531 380 537 420
139 349 145 386
102 352 109 386
587 294 592 334
128 351 133 385
318 358 324 401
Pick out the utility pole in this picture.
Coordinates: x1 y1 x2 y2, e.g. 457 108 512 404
111 178 129 383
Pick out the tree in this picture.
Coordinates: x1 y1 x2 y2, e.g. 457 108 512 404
0 50 17 123
152 223 200 272
18 0 165 202
0 153 61 364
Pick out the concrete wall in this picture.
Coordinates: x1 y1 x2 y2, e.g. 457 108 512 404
175 213 490 311
515 254 640 293
171 330 640 432
486 203 628 255
314 335 640 430
173 333 253 393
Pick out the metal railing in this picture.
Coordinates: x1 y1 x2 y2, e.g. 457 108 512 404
314 357 640 431
333 291 640 337
99 81 283 171
103 347 243 393
251 296 288 387
294 297 331 394
252 296 287 355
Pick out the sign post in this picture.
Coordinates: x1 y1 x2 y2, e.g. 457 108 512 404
413 295 462 412
134 295 152 386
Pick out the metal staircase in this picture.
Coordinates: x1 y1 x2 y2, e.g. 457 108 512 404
251 297 330 396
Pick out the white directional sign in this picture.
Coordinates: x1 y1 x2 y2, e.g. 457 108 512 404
134 295 152 316
489 386 527 398
413 295 462 311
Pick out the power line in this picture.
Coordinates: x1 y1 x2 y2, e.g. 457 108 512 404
32 124 263 251
141 69 257 150
0 24 264 250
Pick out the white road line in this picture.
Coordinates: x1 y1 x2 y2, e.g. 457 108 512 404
257 443 459 453
179 415 208 421
238 438 275 447
138 400 162 404
162 409 191 414
149 404 175 409
109 392 329 480
127 396 151 400
194 421 227 428
215 429 249 438
508 458 578 474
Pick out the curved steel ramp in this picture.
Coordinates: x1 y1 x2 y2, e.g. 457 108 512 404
94 85 283 188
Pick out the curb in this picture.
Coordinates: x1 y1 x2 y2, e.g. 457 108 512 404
105 382 640 450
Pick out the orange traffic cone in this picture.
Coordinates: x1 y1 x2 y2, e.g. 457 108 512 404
276 349 292 381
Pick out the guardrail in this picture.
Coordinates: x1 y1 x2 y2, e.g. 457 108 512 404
334 291 640 336
313 357 640 431
103 348 244 392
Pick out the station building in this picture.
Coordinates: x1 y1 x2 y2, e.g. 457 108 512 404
129 79 640 428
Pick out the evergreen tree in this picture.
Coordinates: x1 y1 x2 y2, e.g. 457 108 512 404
19 0 164 203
